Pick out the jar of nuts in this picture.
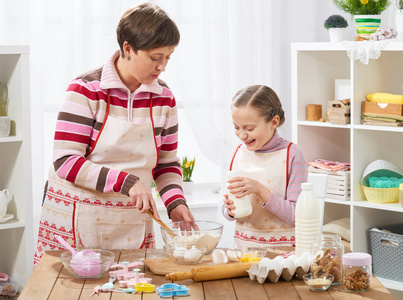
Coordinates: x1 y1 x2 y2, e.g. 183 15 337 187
311 234 344 285
342 252 372 292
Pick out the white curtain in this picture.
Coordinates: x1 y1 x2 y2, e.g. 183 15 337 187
0 0 396 248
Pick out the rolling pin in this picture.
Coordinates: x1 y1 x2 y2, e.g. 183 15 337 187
165 261 257 282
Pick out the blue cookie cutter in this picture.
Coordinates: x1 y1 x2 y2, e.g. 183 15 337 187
157 283 189 297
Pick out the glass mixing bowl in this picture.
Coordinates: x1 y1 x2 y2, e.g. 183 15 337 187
160 220 223 254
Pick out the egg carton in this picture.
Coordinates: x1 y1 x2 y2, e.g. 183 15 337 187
247 252 312 284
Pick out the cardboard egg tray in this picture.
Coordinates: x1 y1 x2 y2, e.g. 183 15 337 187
247 252 312 284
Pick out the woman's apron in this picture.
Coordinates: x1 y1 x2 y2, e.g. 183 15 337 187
35 92 157 263
231 145 295 248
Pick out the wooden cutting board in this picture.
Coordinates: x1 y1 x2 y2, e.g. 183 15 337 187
144 255 243 275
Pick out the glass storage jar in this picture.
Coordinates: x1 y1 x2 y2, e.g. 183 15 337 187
342 252 372 292
311 234 344 285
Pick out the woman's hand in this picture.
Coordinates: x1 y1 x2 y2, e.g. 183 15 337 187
170 204 199 231
128 181 160 220
223 194 235 217
227 176 271 202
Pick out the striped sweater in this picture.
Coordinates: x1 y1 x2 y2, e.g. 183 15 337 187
52 50 186 214
222 130 308 226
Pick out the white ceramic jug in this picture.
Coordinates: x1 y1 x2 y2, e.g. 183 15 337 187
0 189 11 218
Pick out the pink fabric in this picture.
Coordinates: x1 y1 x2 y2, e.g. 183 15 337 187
309 159 350 172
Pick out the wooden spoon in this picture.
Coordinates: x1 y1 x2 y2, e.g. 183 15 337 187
147 210 176 238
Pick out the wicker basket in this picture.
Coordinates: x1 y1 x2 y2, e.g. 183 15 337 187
361 160 403 203
362 185 399 203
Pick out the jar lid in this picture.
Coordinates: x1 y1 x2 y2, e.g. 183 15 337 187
343 252 372 266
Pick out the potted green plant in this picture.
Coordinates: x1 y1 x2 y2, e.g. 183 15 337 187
324 15 349 42
181 156 195 194
333 0 391 39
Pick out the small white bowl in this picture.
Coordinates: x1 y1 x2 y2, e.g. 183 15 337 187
303 273 334 291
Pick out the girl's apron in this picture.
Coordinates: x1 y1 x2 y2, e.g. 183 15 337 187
35 92 157 263
231 145 295 248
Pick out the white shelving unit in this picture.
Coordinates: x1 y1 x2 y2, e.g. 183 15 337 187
0 45 33 286
291 42 403 297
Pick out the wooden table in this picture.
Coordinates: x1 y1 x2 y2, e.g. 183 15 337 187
19 249 395 300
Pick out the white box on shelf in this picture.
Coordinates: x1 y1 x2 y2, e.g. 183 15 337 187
308 167 351 201
335 79 350 100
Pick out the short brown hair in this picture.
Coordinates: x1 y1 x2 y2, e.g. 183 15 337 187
232 85 285 126
116 3 180 57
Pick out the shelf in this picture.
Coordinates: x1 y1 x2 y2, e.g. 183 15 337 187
353 124 403 133
297 120 351 129
377 277 403 292
298 121 403 132
324 198 351 206
0 45 33 286
0 136 23 143
0 45 29 55
292 42 403 295
352 200 403 213
0 219 26 230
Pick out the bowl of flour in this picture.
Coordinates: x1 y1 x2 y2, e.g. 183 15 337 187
160 220 223 254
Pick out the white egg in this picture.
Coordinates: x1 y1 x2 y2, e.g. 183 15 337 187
212 249 228 264
173 246 187 259
184 246 202 263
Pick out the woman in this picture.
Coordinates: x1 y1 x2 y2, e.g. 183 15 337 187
35 3 195 263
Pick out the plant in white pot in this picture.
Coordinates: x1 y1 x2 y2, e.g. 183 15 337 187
324 14 349 42
181 156 195 194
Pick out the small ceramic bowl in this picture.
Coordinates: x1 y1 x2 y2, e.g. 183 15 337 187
303 273 334 291
163 242 207 265
60 249 115 279
234 247 267 262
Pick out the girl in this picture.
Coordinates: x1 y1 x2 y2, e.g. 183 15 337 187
35 3 195 264
222 85 308 248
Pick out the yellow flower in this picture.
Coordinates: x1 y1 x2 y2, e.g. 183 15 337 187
186 161 191 168
361 0 369 4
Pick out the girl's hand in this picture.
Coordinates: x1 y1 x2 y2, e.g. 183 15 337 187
227 176 270 202
129 181 161 220
223 194 235 217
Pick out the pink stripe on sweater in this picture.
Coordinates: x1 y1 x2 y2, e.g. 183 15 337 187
161 188 184 203
56 156 80 179
61 95 99 118
56 121 93 136
104 169 119 192
85 164 104 190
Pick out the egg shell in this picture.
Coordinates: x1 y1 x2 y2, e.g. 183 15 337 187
226 249 239 262
173 247 188 259
212 249 228 264
184 246 202 263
